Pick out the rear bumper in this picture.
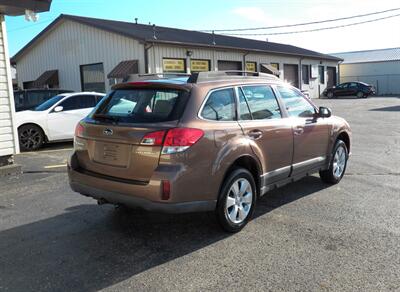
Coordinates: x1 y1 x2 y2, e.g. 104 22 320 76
67 154 216 213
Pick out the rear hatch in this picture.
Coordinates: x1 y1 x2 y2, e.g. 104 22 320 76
75 84 190 182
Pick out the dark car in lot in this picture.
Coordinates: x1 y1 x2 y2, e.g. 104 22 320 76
14 89 73 112
323 82 375 99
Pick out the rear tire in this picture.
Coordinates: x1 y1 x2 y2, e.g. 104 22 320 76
327 92 334 98
356 91 364 98
216 168 256 233
320 140 348 184
18 124 45 151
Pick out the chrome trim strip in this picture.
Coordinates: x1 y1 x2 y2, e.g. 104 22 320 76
260 165 291 178
292 156 326 169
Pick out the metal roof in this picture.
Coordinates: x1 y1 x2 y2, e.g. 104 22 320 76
332 47 400 64
11 14 341 63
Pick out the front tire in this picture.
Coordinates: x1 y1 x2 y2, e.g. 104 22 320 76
320 140 348 184
18 124 45 151
216 168 256 233
356 91 364 98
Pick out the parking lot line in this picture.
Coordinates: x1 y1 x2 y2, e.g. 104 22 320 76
44 164 66 169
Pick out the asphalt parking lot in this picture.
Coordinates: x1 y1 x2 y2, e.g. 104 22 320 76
0 96 399 292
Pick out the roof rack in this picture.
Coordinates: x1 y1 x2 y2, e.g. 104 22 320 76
124 71 279 84
125 73 191 82
187 71 279 83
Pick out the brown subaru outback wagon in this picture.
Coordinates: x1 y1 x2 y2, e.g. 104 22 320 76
68 71 351 232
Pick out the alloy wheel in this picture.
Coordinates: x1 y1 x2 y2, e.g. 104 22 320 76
333 145 346 178
225 178 253 224
19 127 42 150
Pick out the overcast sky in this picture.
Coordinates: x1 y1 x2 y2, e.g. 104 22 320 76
5 0 400 57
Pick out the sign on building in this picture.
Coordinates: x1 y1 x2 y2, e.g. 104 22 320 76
246 62 257 72
163 58 186 73
190 59 210 72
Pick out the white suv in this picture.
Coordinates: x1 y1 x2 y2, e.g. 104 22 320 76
15 92 105 151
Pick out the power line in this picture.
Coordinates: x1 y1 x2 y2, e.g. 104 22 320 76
201 7 400 32
221 13 400 36
7 18 53 33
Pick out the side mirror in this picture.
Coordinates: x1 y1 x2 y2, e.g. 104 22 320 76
319 106 332 118
54 106 63 112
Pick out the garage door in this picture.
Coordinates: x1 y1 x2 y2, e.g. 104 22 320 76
218 61 242 71
327 67 337 88
283 64 299 88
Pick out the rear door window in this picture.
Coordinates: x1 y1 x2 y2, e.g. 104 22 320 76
201 88 236 121
93 88 188 123
241 85 281 120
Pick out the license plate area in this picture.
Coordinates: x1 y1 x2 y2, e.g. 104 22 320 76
93 142 131 167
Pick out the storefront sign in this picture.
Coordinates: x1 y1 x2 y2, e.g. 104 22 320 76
163 59 185 72
191 59 210 72
246 62 256 72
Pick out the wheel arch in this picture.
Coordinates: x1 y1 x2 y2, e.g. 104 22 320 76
336 131 350 153
18 123 48 142
220 155 262 197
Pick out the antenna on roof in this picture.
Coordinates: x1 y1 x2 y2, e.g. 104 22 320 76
153 24 157 40
212 30 216 45
134 17 138 24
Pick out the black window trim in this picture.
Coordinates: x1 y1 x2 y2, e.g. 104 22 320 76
198 86 238 122
237 84 283 121
79 62 106 92
52 94 97 113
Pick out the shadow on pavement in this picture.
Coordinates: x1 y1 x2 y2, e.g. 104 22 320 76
0 176 328 291
370 105 400 112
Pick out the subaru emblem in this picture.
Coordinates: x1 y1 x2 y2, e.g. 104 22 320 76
103 128 113 136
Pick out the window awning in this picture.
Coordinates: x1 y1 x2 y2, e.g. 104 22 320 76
107 60 139 79
260 64 280 76
33 70 58 88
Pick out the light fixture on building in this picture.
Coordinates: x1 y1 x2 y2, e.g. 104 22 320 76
186 50 193 57
25 9 38 22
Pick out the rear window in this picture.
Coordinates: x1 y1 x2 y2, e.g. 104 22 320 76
92 88 188 123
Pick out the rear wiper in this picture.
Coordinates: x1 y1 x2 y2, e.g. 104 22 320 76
92 113 119 122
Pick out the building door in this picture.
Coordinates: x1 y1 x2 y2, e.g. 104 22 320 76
218 61 242 71
327 67 337 88
283 64 299 88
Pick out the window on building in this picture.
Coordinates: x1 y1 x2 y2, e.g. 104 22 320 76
241 85 281 120
190 59 210 73
318 66 325 84
217 60 242 71
245 62 257 72
201 88 236 121
163 58 186 73
302 65 310 85
80 63 105 93
277 86 316 118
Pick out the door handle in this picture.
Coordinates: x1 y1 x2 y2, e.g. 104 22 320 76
247 130 263 140
294 126 304 135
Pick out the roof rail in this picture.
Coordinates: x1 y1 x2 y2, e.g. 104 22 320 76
125 73 191 82
187 71 279 83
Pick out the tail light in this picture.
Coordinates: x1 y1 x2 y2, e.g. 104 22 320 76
140 130 165 146
75 122 85 138
140 128 204 154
